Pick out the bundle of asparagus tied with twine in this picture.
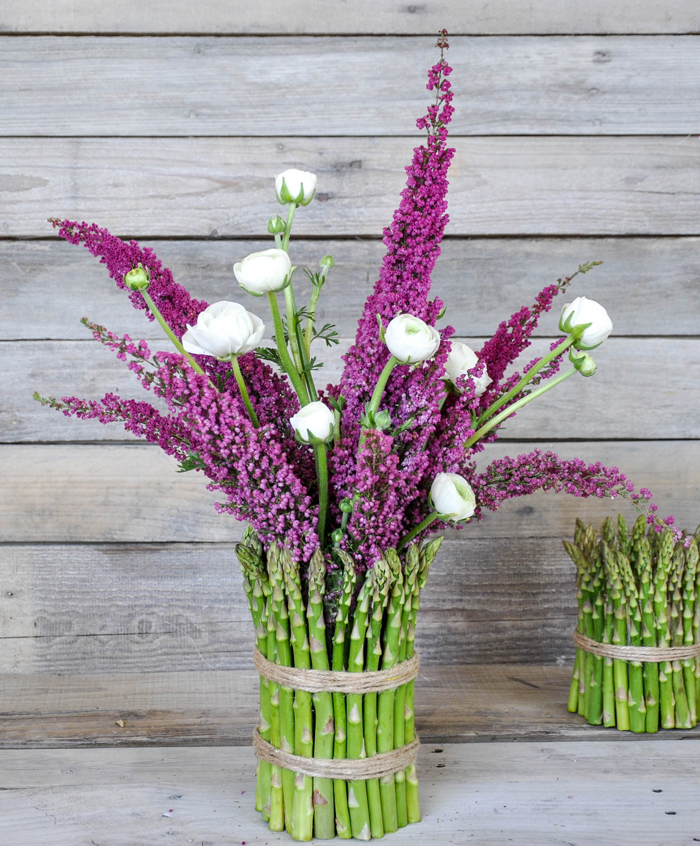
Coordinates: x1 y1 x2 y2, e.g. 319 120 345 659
237 529 442 841
565 515 700 732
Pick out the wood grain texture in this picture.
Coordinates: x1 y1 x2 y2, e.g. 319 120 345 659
2 666 699 748
0 539 580 672
1 441 697 544
2 0 699 34
8 337 699 442
3 238 700 340
1 743 700 846
3 136 700 237
3 36 700 135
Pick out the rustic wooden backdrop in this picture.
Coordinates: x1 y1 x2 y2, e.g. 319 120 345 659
1 1 699 682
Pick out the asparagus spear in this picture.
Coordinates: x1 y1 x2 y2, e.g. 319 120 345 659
685 540 699 726
306 550 336 839
404 536 442 824
267 614 285 831
282 550 315 842
377 549 405 833
330 550 356 839
267 545 297 834
628 599 647 733
562 540 588 713
237 540 272 817
345 571 374 842
603 545 630 730
602 598 616 726
655 531 676 729
638 537 660 732
363 557 392 838
394 544 421 828
671 599 692 728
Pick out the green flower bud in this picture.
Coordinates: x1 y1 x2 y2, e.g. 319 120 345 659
331 528 345 545
268 214 286 235
570 348 597 377
320 255 335 269
339 498 354 514
124 264 150 291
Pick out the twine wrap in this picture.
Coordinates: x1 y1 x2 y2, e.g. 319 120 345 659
253 646 420 693
573 630 700 662
252 649 421 779
253 728 420 780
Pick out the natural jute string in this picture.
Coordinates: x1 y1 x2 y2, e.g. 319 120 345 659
573 630 700 662
253 647 420 693
253 728 421 780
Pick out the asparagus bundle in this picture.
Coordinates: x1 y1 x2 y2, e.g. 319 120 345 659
565 516 700 732
237 532 441 841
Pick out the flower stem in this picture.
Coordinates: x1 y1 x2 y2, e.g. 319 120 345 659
314 443 329 547
141 289 205 375
476 335 575 427
303 265 330 358
230 356 259 428
267 292 310 406
282 202 297 253
465 366 577 449
397 512 439 552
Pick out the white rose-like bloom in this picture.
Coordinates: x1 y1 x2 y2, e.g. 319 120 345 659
275 169 317 206
430 473 476 522
290 401 335 444
444 341 492 397
182 302 265 361
559 296 613 350
385 314 441 364
234 249 292 296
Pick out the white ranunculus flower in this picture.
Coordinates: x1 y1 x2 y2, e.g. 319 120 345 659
289 401 335 444
559 296 613 350
384 314 441 364
182 302 265 361
234 249 292 296
275 169 317 206
430 472 476 522
444 341 492 396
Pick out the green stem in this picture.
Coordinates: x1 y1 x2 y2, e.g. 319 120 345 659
314 444 329 548
141 289 205 376
397 513 439 553
303 265 330 358
476 335 575 427
282 202 297 253
230 356 259 428
465 367 577 449
267 292 310 406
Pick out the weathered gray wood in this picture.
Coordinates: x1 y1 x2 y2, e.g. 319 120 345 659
2 0 699 34
3 238 700 340
2 666 699 748
1 441 697 544
0 539 580 671
3 137 700 237
3 36 700 135
7 337 699 442
1 743 699 845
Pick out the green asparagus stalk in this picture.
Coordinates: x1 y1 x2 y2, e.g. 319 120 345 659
267 545 297 834
671 602 692 728
582 598 595 722
684 540 699 726
377 550 405 833
562 540 589 713
363 557 392 838
267 615 285 831
628 600 647 733
602 598 616 726
281 550 315 842
306 550 336 839
601 516 616 548
394 544 421 828
345 572 374 842
331 550 356 840
655 531 675 729
404 536 442 824
589 592 605 725
617 513 630 558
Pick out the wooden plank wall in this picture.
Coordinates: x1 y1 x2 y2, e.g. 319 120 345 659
1 2 699 675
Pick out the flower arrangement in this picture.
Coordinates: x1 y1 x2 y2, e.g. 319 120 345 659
565 516 700 733
36 31 672 842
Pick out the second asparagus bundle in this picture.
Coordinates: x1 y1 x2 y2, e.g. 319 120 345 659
565 515 700 732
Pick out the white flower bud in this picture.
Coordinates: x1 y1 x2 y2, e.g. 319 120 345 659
384 314 440 364
275 169 317 206
289 401 335 444
430 473 476 522
570 348 597 377
182 302 265 361
444 341 492 396
559 296 613 350
234 249 292 296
